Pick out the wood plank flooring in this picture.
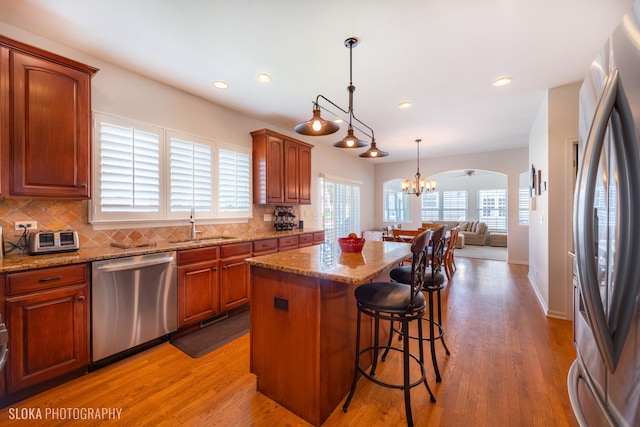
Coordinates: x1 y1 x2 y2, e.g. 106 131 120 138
0 257 578 426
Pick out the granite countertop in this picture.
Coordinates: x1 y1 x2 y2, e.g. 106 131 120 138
0 228 323 274
245 240 411 285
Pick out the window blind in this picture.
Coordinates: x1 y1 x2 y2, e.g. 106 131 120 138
421 192 440 221
478 189 507 230
218 148 250 213
442 190 467 221
169 137 212 212
518 188 530 225
322 177 360 244
99 122 160 212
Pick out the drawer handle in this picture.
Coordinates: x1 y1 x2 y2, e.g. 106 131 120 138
78 296 86 301
38 276 62 283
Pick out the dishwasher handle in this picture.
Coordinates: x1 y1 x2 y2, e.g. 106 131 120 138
96 256 175 273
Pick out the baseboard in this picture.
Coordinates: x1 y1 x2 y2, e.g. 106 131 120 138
527 272 549 314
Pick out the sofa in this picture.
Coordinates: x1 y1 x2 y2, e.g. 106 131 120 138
457 221 488 246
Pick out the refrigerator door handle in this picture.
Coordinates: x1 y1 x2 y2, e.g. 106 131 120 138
575 67 640 372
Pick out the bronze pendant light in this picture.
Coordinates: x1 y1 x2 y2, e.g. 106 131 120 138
295 37 388 157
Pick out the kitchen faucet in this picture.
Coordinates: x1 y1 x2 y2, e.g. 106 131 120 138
189 208 198 239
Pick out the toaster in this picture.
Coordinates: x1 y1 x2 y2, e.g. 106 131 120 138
28 230 80 255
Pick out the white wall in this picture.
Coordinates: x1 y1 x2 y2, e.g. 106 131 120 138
528 82 580 320
0 22 376 232
375 147 529 264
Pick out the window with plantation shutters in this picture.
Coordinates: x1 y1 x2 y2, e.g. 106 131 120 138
91 112 252 226
96 119 160 215
169 135 213 214
321 175 361 245
218 148 251 215
478 189 507 230
421 192 439 221
442 190 467 221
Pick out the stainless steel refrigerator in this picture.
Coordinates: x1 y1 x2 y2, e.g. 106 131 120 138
569 1 640 425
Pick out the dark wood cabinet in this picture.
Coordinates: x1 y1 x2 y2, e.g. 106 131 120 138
252 238 278 256
251 129 313 205
3 264 89 394
298 144 312 204
0 35 97 198
278 235 299 251
313 231 326 245
298 233 314 247
220 242 252 312
177 246 220 328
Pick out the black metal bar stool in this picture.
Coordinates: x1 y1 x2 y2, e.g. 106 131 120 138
343 230 436 427
386 225 451 382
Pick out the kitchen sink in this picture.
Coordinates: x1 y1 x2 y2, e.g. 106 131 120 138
168 236 237 244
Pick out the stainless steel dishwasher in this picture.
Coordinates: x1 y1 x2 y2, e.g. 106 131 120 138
91 251 177 365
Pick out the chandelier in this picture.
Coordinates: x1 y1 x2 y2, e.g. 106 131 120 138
294 37 388 158
402 139 436 196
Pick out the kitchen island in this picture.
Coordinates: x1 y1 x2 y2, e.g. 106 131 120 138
246 240 411 426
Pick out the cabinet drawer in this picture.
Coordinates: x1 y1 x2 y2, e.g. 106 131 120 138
313 231 326 244
278 236 299 250
253 238 277 253
221 242 252 259
298 234 314 247
177 246 219 266
6 263 88 296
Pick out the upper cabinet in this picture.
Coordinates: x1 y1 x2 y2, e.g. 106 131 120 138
251 129 313 205
0 35 98 198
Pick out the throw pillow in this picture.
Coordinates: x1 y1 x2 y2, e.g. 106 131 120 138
471 221 479 232
459 221 469 231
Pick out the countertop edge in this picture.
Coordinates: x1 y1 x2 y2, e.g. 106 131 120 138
0 228 324 273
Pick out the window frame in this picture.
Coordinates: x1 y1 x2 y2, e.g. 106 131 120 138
90 112 252 229
477 188 507 230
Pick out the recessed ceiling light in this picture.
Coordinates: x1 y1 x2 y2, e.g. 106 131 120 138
213 81 229 89
398 101 412 109
493 77 513 87
257 73 272 83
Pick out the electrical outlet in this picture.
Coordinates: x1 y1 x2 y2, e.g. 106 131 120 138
14 221 37 231
264 214 272 222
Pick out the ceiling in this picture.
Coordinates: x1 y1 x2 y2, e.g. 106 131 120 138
0 0 634 163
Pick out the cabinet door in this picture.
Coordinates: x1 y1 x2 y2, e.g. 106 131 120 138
178 261 220 327
284 140 300 204
298 143 312 204
10 51 92 198
0 46 8 196
266 136 284 203
5 284 89 393
220 257 250 312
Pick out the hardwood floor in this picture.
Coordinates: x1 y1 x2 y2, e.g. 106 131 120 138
0 258 578 426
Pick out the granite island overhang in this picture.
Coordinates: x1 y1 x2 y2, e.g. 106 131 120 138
245 240 411 426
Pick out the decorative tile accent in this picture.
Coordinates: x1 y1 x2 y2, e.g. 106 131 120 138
0 200 298 249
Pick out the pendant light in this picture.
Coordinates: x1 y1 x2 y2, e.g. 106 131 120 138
295 37 388 157
402 139 436 196
359 138 389 158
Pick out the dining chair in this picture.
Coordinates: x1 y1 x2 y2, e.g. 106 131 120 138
443 228 459 280
391 229 422 243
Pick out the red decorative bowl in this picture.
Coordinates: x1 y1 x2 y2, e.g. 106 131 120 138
338 237 366 253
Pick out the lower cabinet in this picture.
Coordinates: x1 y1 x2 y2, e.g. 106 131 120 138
3 264 89 395
220 242 252 312
177 246 220 328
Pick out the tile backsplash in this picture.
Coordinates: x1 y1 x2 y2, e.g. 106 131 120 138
0 198 297 249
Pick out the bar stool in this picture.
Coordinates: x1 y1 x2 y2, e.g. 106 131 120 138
343 230 436 427
386 225 451 382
